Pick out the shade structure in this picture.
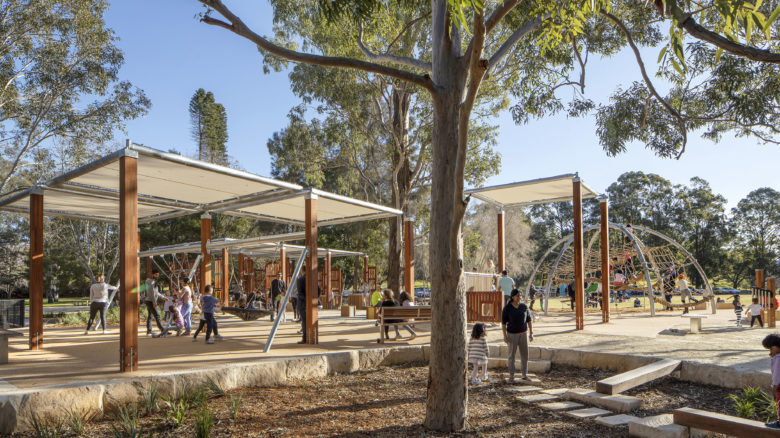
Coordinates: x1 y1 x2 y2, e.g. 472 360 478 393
140 238 365 259
464 173 599 208
0 142 402 225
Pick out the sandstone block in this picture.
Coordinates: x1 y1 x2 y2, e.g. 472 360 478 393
628 414 688 438
286 355 328 381
539 401 583 411
596 414 641 428
565 407 612 418
517 393 558 404
325 351 359 374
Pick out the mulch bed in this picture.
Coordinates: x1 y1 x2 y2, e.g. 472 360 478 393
11 363 741 437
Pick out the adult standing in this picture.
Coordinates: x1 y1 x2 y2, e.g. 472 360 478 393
295 270 320 344
498 270 515 304
143 269 165 336
85 275 116 335
502 289 533 382
567 281 576 311
270 276 286 321
178 281 194 335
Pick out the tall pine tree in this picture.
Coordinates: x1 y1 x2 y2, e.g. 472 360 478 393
189 88 228 163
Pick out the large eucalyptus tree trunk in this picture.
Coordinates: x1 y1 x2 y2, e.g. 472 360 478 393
424 11 469 427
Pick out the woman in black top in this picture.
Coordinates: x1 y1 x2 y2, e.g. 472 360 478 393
502 289 534 381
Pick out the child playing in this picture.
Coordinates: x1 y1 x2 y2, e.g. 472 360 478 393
200 285 222 344
155 301 184 337
733 296 743 327
467 323 489 384
761 334 780 429
748 297 764 328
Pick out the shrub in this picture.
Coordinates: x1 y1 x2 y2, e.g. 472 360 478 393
229 395 242 420
206 378 225 399
194 406 215 438
27 413 64 438
163 395 190 428
729 386 776 422
65 409 87 435
142 383 160 415
111 404 141 438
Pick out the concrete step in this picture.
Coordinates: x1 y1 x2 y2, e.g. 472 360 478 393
487 358 551 373
596 414 642 428
540 388 569 396
629 414 688 438
517 393 558 404
565 407 612 419
597 359 681 395
565 388 642 413
503 385 541 393
539 401 584 411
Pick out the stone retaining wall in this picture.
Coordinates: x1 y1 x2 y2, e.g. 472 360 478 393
0 344 769 434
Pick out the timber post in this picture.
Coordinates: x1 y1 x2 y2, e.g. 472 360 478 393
599 196 610 323
29 188 44 350
404 216 414 303
200 213 211 292
119 148 139 372
497 209 505 274
305 191 318 344
573 177 585 330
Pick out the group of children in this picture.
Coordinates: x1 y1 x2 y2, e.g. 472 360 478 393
733 295 776 328
154 283 223 344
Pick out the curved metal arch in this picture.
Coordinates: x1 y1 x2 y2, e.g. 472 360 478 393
543 237 574 315
625 224 715 314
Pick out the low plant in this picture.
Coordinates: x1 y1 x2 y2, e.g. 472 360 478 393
206 377 226 398
60 311 90 326
729 386 775 421
111 404 141 438
65 409 87 435
194 406 215 438
187 386 208 408
229 395 242 420
163 395 190 428
142 383 160 415
27 412 65 438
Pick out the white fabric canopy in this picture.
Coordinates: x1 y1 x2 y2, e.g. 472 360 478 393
465 174 600 208
0 142 402 225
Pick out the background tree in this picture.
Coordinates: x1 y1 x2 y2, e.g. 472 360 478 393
189 88 229 164
0 0 150 194
463 204 535 278
731 187 780 280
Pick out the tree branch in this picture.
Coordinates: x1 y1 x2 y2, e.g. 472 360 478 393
487 15 548 71
199 0 433 92
485 0 520 34
678 13 780 64
358 21 432 72
602 10 689 158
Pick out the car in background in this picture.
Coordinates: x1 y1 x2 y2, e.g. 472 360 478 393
713 287 742 295
414 287 430 298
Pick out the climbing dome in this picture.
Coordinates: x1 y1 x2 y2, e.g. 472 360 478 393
526 223 714 314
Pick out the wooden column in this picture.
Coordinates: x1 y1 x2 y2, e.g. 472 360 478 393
200 213 211 292
756 269 765 289
119 153 139 372
404 217 414 302
221 248 229 307
573 177 585 330
237 253 245 292
768 277 777 328
305 192 318 344
497 209 505 274
29 189 43 350
363 255 369 284
279 245 287 286
600 197 610 323
145 257 152 279
325 251 332 308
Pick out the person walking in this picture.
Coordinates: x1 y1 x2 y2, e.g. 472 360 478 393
143 270 165 336
748 297 765 328
567 281 576 311
677 274 695 314
295 270 320 344
201 285 222 344
502 289 533 382
85 275 116 335
178 281 193 335
498 270 515 304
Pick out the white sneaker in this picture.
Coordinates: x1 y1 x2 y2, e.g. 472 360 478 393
102 330 110 334
470 378 482 385
83 330 89 335
215 335 223 341
206 339 214 344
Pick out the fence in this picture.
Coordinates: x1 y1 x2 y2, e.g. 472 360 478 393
752 287 776 328
0 299 24 328
466 291 503 323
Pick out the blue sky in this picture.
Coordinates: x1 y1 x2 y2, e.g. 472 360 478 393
105 1 779 211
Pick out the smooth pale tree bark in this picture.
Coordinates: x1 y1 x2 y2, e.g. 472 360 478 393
198 0 536 430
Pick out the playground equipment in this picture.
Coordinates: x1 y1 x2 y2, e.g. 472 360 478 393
527 223 714 316
463 272 503 323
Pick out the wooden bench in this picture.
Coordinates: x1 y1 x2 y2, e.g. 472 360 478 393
0 328 23 364
681 313 708 333
674 407 780 437
378 306 431 343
